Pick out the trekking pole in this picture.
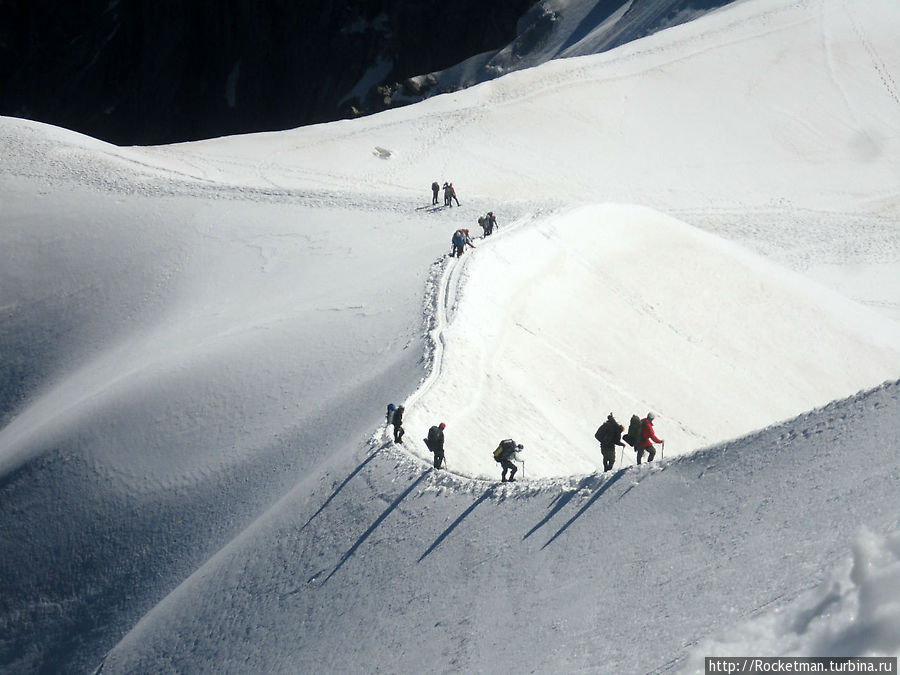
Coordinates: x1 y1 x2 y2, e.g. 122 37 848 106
661 441 665 460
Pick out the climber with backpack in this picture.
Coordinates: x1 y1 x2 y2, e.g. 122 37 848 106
485 211 497 235
478 212 497 237
636 412 663 464
493 439 523 482
594 413 625 472
425 422 446 469
391 404 405 444
451 229 475 257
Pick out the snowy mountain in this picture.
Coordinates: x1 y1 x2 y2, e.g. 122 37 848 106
0 0 735 145
1 0 899 672
402 0 737 104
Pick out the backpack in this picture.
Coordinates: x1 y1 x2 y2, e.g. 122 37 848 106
426 425 443 450
623 414 642 447
386 403 396 424
493 439 515 462
595 421 613 445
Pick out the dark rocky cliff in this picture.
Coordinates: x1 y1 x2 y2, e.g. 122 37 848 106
0 0 536 145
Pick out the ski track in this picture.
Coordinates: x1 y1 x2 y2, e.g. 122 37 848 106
840 0 900 109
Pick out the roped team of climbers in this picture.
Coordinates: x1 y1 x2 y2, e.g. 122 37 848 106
429 180 499 255
595 412 665 472
388 403 664 480
386 184 665 480
451 228 475 257
442 181 460 207
478 211 497 236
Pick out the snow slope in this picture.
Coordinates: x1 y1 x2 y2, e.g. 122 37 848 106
1 0 899 672
96 383 900 674
403 203 899 479
420 0 736 93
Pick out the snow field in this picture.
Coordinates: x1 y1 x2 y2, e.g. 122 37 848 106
2 0 900 671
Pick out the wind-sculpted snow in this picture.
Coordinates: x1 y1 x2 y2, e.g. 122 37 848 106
682 525 900 666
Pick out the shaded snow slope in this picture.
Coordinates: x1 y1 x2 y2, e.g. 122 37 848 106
428 0 736 91
98 382 900 674
0 127 459 672
683 526 900 666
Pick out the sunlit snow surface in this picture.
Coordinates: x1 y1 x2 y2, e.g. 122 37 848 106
1 0 899 672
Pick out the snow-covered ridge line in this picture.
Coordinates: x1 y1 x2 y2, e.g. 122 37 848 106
403 210 544 410
401 203 900 480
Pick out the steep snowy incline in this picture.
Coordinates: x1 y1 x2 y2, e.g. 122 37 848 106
0 120 466 673
414 0 736 97
97 381 900 674
403 204 900 479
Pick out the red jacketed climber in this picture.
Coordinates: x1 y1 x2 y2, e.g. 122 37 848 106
639 418 662 448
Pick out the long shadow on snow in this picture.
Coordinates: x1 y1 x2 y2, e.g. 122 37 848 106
523 474 599 540
541 469 627 549
558 0 735 56
300 450 380 534
556 0 623 54
325 469 430 583
418 485 498 563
